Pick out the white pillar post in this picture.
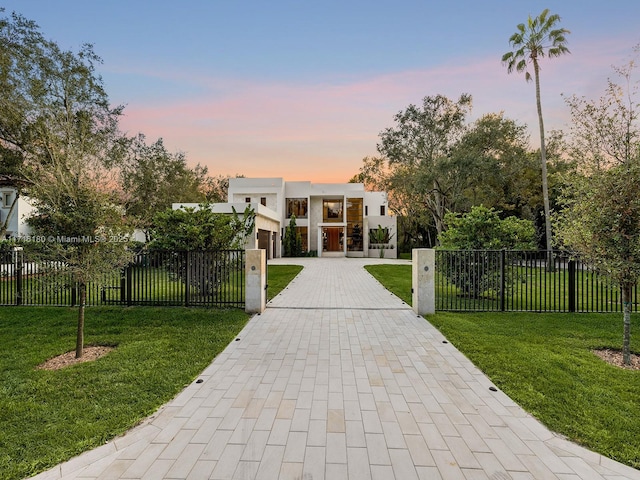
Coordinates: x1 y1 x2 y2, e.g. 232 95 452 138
245 249 266 314
412 248 435 316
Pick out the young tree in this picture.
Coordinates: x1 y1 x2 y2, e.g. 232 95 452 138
283 214 303 257
28 190 133 359
556 54 640 365
502 8 570 253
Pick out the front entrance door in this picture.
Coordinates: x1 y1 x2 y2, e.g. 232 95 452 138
323 227 343 252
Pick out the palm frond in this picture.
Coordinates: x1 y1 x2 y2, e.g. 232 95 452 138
503 8 570 80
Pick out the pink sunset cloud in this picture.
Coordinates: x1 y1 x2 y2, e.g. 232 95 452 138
116 35 637 183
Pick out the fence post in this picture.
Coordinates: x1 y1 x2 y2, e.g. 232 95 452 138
500 250 506 311
125 264 133 306
245 249 266 314
568 259 576 312
184 251 191 307
412 248 435 315
13 247 23 306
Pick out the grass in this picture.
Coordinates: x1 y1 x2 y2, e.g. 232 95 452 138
0 264 302 479
429 312 640 469
0 306 250 480
267 264 303 300
365 264 412 304
365 263 640 469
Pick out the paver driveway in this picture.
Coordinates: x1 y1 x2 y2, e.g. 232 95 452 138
33 257 640 479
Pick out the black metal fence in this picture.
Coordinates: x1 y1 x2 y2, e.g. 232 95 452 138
435 250 639 313
0 249 245 308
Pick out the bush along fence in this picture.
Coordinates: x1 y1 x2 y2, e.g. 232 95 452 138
0 249 245 308
435 250 639 312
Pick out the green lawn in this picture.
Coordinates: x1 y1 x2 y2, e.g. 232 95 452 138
0 264 302 480
0 306 250 480
267 264 303 300
366 263 640 469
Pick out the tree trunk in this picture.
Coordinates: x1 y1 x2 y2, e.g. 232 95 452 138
622 282 632 366
75 282 86 359
533 59 554 259
431 179 446 242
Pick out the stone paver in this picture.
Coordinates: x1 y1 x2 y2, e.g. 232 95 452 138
31 257 640 479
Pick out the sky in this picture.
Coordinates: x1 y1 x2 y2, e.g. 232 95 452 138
3 1 640 182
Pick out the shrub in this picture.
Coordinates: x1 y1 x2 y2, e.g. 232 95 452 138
438 206 536 298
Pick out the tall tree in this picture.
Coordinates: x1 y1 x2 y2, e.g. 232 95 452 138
449 113 537 217
555 53 640 365
1 9 131 358
357 107 547 249
502 8 570 253
120 134 206 240
377 93 472 240
200 173 245 204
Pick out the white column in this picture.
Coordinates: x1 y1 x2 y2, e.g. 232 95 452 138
245 249 266 314
412 248 435 315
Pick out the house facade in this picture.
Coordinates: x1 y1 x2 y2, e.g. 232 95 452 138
0 176 34 239
225 177 397 258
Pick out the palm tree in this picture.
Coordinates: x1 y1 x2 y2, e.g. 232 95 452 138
502 9 570 256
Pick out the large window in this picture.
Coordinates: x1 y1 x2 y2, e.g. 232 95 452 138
347 198 363 251
296 227 308 252
323 200 343 222
286 198 308 218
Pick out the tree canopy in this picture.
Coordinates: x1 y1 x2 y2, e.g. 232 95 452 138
150 204 255 251
354 98 559 249
120 134 207 239
377 94 472 240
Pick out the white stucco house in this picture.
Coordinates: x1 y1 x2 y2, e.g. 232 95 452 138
176 177 397 259
0 176 34 239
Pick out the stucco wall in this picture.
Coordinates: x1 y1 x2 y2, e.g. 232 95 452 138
1 190 34 238
309 197 324 252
